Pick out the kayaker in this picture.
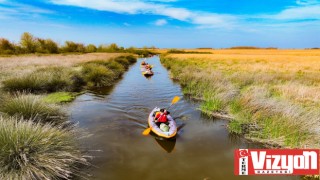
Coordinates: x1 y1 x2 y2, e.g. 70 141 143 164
141 61 146 65
146 69 153 74
154 109 170 126
145 64 150 69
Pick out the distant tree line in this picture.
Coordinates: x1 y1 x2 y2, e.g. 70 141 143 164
228 46 278 49
0 32 155 57
167 49 212 54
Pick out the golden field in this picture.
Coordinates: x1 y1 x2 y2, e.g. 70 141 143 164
161 49 320 148
0 53 124 82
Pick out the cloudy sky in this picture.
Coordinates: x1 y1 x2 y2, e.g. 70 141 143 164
0 0 319 48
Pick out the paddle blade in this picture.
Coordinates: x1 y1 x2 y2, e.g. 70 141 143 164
142 128 151 136
171 96 180 105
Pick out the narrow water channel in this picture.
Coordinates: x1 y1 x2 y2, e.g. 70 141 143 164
68 56 298 180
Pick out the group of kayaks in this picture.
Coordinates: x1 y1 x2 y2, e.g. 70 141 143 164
141 60 178 139
140 61 154 76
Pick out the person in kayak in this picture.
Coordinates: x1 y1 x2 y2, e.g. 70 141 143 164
141 61 146 65
145 64 152 70
154 108 170 126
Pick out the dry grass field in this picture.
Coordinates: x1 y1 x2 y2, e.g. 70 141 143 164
161 49 320 148
0 53 124 82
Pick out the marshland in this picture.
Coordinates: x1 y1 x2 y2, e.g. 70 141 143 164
0 33 143 179
0 33 318 180
161 49 320 148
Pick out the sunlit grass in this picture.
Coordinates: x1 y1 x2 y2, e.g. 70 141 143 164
0 93 65 125
161 49 320 148
0 116 87 179
43 92 79 103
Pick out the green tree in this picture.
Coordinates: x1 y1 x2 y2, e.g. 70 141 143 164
61 41 85 53
108 43 120 52
36 38 59 54
0 38 15 54
45 39 59 53
20 32 38 53
86 44 97 53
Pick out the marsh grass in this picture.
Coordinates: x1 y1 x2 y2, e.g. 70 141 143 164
0 53 136 179
43 92 79 103
2 67 74 93
80 55 136 87
0 93 65 125
0 53 124 83
81 63 116 87
161 49 320 148
200 98 223 112
0 116 87 179
1 54 137 92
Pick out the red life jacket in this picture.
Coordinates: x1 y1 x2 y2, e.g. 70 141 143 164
155 113 168 123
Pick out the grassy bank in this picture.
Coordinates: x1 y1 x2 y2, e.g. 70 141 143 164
0 53 137 178
160 49 320 148
1 54 137 93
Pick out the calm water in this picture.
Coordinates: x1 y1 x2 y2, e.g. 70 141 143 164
68 56 298 180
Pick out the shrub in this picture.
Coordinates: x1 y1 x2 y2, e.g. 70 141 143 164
0 38 15 55
0 93 65 125
2 73 46 93
114 56 130 69
125 55 137 63
2 67 75 93
97 43 123 52
35 67 72 92
0 116 87 179
61 41 85 53
36 38 59 54
85 44 97 53
81 64 115 87
105 61 125 77
86 60 125 78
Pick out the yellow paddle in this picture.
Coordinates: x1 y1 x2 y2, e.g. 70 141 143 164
167 96 180 110
142 96 181 136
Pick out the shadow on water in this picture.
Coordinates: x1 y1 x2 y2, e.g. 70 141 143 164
154 136 176 153
68 56 300 180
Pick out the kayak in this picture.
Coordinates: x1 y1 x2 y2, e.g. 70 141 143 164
148 107 177 138
142 71 154 76
140 65 153 69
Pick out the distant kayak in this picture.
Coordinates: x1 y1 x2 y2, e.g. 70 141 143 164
140 65 153 69
148 107 177 139
142 71 154 76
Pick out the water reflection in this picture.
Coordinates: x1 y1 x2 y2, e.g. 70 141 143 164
154 137 176 153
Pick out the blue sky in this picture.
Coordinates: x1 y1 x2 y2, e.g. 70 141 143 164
0 0 319 48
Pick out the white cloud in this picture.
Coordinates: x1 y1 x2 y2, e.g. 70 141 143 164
0 1 54 20
263 5 320 20
145 0 178 2
296 0 319 5
50 0 235 28
51 0 155 14
155 19 167 26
